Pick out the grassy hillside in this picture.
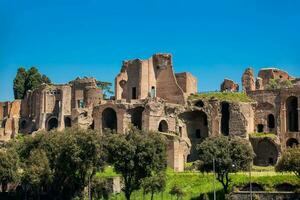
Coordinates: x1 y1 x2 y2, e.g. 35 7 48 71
189 92 254 103
97 167 299 200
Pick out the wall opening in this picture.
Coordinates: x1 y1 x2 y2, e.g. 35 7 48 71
195 100 204 108
102 108 117 131
286 138 298 148
180 110 208 162
257 124 264 133
267 114 275 129
158 120 168 132
64 117 72 128
89 121 95 130
132 87 137 99
47 117 58 131
221 102 230 136
20 120 27 129
151 86 156 98
130 106 144 130
253 139 278 166
286 96 298 132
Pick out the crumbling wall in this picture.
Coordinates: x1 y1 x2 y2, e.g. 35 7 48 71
258 68 294 89
175 72 197 95
229 102 255 138
220 79 239 92
242 68 255 92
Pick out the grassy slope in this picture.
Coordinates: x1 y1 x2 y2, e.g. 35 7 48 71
97 167 298 200
189 92 254 103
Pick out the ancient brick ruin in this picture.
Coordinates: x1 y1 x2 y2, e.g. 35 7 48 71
1 53 299 171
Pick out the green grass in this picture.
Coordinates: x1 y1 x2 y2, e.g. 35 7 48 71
189 92 254 103
97 167 299 200
249 132 277 139
96 166 119 178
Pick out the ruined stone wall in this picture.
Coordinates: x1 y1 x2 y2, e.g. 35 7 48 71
258 68 294 89
220 79 239 92
242 68 255 92
175 72 197 95
115 54 194 105
229 102 255 138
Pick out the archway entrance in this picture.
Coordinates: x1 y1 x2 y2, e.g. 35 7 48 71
253 139 278 166
221 102 230 136
180 110 208 162
286 96 298 132
64 117 72 128
102 108 117 131
286 138 298 148
129 106 144 130
158 120 168 132
47 117 58 131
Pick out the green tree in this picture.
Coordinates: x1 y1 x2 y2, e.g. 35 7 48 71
0 148 20 192
13 67 27 99
105 128 167 200
16 128 106 199
142 173 166 200
169 185 185 200
97 81 113 100
197 136 254 193
22 149 52 199
265 78 293 90
276 146 300 178
13 67 51 99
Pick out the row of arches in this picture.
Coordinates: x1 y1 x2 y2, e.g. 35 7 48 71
46 116 72 131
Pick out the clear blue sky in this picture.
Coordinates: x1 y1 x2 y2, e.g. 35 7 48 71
1 0 300 101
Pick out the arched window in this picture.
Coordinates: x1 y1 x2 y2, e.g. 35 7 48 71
267 114 275 129
158 120 168 132
102 108 117 131
47 117 58 131
286 96 298 132
221 102 230 136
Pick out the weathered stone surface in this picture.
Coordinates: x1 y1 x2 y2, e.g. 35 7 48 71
220 79 239 92
242 68 255 92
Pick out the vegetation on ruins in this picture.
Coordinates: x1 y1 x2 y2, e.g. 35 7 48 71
265 78 293 90
13 67 51 99
189 92 254 103
276 146 300 178
196 135 254 193
249 132 277 139
104 128 167 200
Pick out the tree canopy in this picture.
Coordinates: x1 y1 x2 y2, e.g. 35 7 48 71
97 81 113 100
197 135 254 193
276 146 300 178
104 128 167 200
15 128 106 199
13 67 51 99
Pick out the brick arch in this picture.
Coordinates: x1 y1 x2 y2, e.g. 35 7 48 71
46 116 58 131
254 138 279 166
101 107 117 132
158 120 168 132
